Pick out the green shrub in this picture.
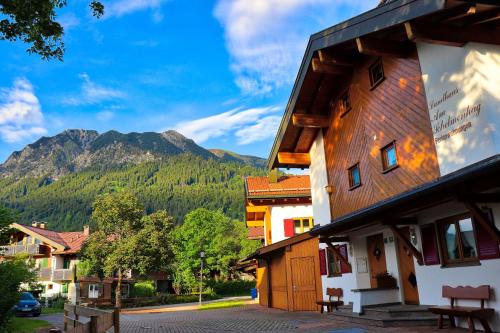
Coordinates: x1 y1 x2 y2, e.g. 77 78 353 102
206 280 256 296
132 280 155 297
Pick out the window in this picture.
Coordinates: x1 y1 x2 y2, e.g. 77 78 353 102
348 163 361 190
293 217 314 234
381 141 398 172
327 244 351 277
89 284 99 298
369 58 385 89
340 90 352 117
40 258 49 268
438 214 478 265
63 258 71 269
62 283 68 294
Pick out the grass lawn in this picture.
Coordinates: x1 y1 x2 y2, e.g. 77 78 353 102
11 317 51 333
199 300 244 311
42 307 64 314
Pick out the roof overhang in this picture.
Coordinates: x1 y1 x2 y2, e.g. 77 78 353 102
268 0 500 170
310 154 500 238
247 232 313 259
11 223 66 252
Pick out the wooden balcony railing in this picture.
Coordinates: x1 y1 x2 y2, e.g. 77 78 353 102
0 244 43 256
37 268 73 281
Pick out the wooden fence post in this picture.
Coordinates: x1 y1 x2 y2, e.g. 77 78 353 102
63 309 68 332
90 315 98 333
113 308 120 333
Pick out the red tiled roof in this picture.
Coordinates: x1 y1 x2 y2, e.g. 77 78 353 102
245 175 311 198
247 226 264 239
21 225 88 254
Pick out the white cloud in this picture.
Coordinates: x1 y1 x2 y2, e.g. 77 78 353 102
106 0 168 22
214 0 377 95
0 78 47 143
59 13 80 30
174 106 281 144
63 73 126 106
96 110 115 121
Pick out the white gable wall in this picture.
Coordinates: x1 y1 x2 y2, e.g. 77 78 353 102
270 205 313 243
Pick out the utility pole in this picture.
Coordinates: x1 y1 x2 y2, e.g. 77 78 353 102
199 251 205 306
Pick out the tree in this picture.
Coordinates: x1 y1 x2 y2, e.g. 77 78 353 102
0 206 37 331
0 0 104 60
172 208 260 292
82 191 175 308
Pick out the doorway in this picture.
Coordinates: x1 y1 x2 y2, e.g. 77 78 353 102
366 233 387 288
290 256 317 311
396 227 419 304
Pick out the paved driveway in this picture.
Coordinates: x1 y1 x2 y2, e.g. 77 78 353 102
37 304 470 333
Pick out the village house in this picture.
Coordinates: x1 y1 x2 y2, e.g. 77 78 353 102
251 0 500 331
0 222 134 305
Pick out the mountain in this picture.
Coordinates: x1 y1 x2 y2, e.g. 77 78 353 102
0 130 267 230
0 129 266 178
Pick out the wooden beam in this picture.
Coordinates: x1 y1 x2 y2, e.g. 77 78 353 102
389 225 424 265
454 7 500 26
463 201 500 243
292 114 330 128
319 236 350 243
246 206 268 213
326 241 351 270
246 220 264 227
405 21 500 46
382 217 418 225
277 152 310 166
311 58 352 76
355 37 411 58
317 50 354 67
458 193 500 203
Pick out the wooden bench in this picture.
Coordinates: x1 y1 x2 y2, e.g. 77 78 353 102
316 288 344 313
429 285 495 333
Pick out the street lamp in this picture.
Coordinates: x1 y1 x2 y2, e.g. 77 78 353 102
199 251 205 306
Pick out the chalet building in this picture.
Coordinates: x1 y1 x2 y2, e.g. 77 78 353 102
245 174 326 311
255 0 500 331
0 222 134 304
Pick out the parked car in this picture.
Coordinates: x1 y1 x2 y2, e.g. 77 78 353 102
14 292 42 317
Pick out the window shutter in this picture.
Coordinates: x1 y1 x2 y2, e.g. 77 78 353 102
421 224 440 265
284 219 295 237
339 244 350 273
319 249 327 275
474 212 500 260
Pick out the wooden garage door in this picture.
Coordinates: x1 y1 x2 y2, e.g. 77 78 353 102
290 256 317 311
270 254 288 310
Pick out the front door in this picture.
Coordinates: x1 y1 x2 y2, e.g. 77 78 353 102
290 256 317 311
396 227 419 304
367 233 387 288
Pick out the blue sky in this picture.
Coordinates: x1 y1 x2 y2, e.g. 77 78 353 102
0 0 377 162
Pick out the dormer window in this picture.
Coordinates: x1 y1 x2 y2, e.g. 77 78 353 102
369 58 385 90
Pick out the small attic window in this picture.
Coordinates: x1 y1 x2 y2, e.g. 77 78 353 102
340 89 352 117
369 58 385 90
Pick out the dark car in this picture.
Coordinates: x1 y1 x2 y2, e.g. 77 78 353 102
14 292 41 317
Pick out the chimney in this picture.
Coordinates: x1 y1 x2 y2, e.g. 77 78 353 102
40 223 46 229
269 169 279 183
32 222 40 228
83 225 90 236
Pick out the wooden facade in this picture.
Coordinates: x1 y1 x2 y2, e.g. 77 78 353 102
255 237 322 312
323 50 441 218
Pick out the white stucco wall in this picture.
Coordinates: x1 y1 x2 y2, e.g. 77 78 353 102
309 132 331 227
413 202 500 331
417 41 500 175
270 205 313 243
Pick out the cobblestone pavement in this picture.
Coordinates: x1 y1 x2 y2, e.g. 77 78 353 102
118 305 470 333
33 304 472 333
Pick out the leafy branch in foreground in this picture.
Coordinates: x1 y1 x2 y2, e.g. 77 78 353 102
0 0 104 60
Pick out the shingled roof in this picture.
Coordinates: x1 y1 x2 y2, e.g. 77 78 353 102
14 224 88 254
245 175 311 198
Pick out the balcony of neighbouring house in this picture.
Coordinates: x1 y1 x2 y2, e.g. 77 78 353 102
37 268 73 281
0 244 47 256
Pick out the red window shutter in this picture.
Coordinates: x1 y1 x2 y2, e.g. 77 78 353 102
284 219 295 238
319 249 327 275
421 224 440 265
474 213 500 260
339 244 350 273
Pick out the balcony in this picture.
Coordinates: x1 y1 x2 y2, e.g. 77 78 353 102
0 244 44 256
37 268 73 281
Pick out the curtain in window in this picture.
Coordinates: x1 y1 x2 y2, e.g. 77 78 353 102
444 223 459 260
